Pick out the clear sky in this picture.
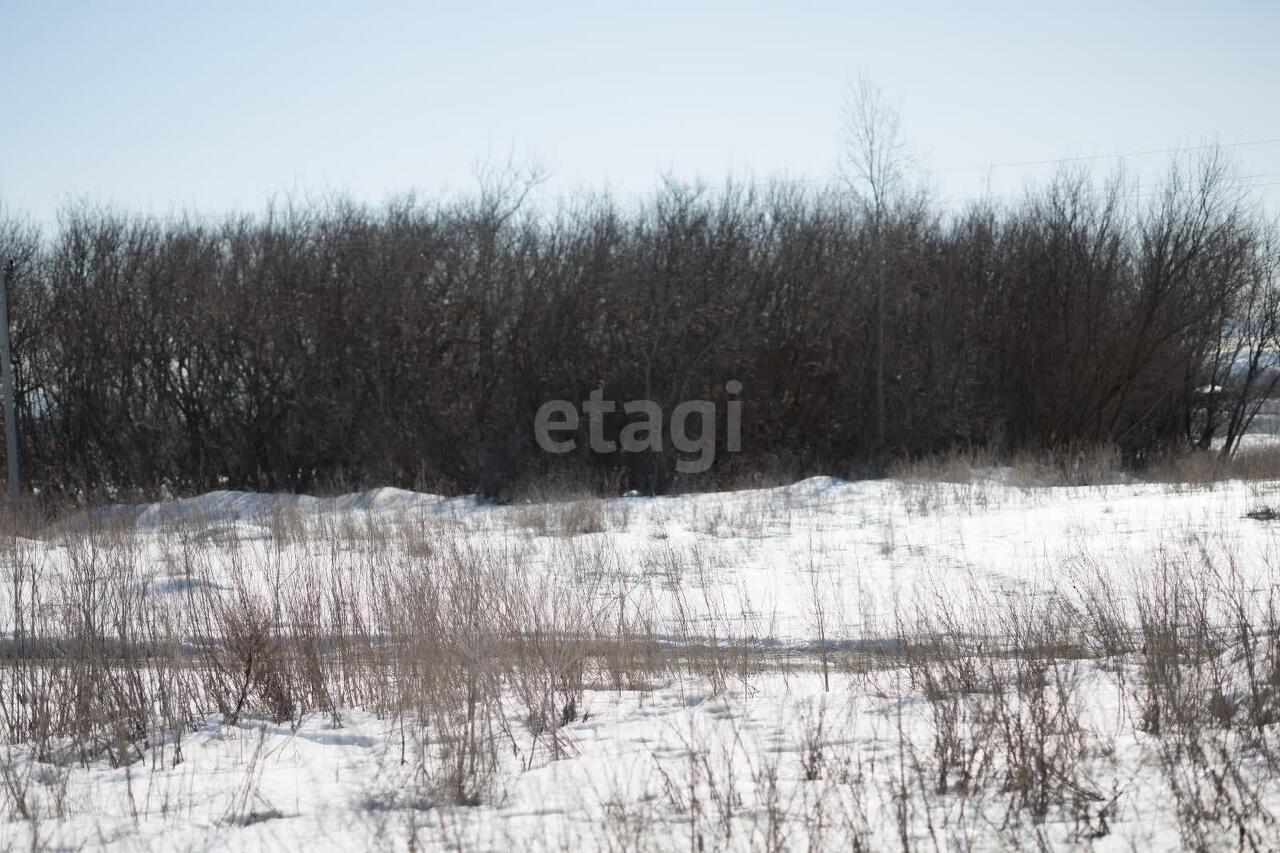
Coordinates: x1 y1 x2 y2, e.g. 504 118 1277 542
2 0 1277 227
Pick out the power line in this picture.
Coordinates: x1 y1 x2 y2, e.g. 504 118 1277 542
936 172 1280 209
934 137 1280 174
10 138 1280 229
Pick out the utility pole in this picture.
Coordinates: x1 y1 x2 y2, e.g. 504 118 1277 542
0 260 19 510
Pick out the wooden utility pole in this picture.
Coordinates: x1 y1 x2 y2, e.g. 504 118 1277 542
0 260 19 509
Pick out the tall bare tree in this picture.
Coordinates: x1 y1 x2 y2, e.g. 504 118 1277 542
840 75 909 456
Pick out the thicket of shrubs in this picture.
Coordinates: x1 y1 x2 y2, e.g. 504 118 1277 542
0 149 1276 501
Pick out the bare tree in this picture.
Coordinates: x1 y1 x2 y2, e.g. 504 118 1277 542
5 144 1276 500
1206 220 1280 457
840 75 910 457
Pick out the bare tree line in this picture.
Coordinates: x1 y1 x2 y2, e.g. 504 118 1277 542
0 147 1275 502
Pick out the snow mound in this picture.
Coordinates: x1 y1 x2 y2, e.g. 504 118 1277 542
80 487 479 533
782 475 849 497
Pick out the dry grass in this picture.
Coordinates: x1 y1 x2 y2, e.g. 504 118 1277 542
4 481 1280 849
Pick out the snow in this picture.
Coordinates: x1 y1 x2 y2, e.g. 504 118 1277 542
105 487 478 532
6 473 1280 849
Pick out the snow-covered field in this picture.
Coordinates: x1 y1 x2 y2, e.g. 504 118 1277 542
5 473 1280 850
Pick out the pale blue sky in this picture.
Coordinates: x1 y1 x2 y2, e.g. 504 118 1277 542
2 1 1277 226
